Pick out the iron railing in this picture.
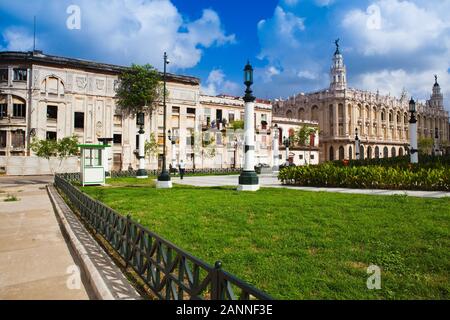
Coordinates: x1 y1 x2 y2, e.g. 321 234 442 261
54 174 272 300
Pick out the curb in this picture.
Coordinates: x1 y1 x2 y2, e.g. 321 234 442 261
47 184 126 300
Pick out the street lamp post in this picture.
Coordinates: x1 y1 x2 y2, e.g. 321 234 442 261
168 129 177 170
136 112 148 178
283 136 290 165
157 52 173 188
355 127 360 160
238 61 259 192
272 124 279 174
409 98 419 164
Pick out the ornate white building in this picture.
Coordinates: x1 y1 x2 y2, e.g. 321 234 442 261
0 50 277 175
273 41 449 162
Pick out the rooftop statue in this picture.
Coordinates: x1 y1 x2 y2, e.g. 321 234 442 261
334 38 340 55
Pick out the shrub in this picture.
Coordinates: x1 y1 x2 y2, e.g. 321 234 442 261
278 163 450 191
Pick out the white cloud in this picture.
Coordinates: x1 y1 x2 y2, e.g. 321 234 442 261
0 0 235 70
315 0 335 6
1 28 34 51
342 0 448 56
201 69 240 96
297 70 318 80
257 6 305 61
341 0 450 110
357 69 450 104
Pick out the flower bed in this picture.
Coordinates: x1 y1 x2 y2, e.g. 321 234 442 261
278 163 450 191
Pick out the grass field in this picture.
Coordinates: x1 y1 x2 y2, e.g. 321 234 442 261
82 178 450 299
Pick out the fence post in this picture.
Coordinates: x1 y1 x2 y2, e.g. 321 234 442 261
125 214 131 268
211 260 222 300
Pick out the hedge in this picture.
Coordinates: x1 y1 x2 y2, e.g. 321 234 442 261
332 154 450 169
278 163 450 191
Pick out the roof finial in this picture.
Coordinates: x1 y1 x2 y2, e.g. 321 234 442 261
435 74 438 84
334 38 340 55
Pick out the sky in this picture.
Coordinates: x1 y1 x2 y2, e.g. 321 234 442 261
0 0 449 110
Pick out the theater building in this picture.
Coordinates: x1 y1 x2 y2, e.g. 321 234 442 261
273 42 449 162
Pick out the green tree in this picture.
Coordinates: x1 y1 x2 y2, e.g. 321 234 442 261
115 64 162 117
293 126 317 146
145 132 159 159
30 135 79 173
418 137 433 155
231 120 244 131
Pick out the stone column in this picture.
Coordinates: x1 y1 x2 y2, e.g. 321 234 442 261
238 97 259 191
410 114 418 164
334 103 339 136
137 125 148 178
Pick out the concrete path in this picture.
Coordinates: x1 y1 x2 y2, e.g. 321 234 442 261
172 174 450 198
0 175 93 300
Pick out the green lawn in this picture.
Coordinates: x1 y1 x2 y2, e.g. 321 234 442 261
82 179 450 300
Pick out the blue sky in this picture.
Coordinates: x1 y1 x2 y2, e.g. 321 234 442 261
0 0 449 109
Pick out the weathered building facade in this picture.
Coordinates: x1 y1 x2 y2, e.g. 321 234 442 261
0 50 279 174
273 42 449 162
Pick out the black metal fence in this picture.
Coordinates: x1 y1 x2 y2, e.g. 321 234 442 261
54 174 272 300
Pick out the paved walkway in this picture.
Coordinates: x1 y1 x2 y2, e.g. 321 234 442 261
172 174 450 198
0 176 93 300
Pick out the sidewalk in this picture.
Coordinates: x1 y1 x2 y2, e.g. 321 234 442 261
172 174 450 198
0 176 93 300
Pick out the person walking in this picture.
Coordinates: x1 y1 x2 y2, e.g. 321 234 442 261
178 160 186 180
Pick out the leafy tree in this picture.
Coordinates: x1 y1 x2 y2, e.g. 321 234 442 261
145 132 159 159
30 135 79 174
115 64 162 117
418 137 433 155
231 120 244 131
293 126 317 146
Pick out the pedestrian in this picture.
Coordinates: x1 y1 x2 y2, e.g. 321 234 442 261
178 160 186 180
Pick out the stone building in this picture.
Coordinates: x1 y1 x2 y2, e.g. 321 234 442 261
272 116 319 166
0 50 275 174
273 41 449 162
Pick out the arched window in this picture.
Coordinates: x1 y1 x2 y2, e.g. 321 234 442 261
298 108 305 119
389 112 393 122
339 146 345 160
383 147 389 158
329 146 334 161
41 76 65 95
399 147 404 156
338 104 344 118
349 146 353 160
286 110 293 118
360 146 365 160
391 147 396 157
381 110 385 121
367 146 372 159
311 105 319 121
375 146 380 159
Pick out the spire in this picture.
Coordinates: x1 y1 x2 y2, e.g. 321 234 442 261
429 74 443 109
330 38 346 91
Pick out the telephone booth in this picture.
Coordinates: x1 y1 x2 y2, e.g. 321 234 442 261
79 144 106 186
